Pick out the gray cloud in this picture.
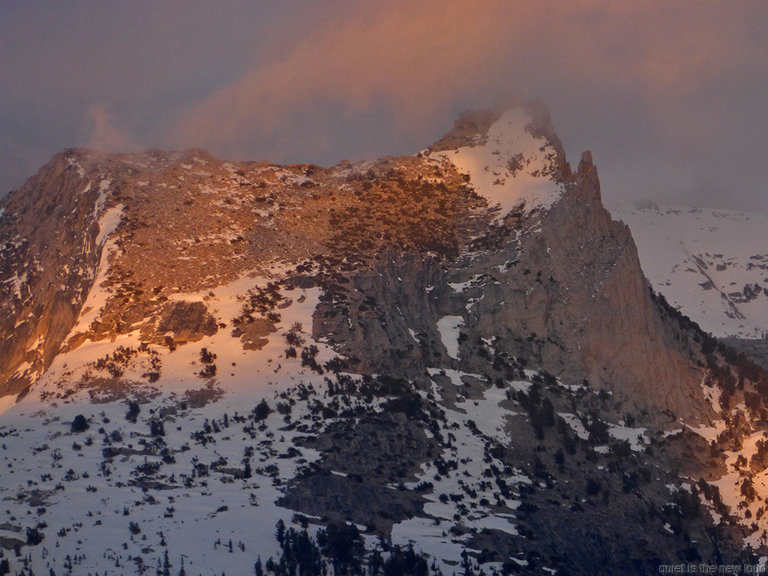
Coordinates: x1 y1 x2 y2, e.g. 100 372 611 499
2 1 767 211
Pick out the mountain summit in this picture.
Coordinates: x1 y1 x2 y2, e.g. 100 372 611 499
0 103 766 574
0 103 708 419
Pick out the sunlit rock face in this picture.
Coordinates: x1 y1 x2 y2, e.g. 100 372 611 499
0 151 110 396
2 102 766 574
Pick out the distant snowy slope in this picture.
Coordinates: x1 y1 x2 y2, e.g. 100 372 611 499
614 202 768 338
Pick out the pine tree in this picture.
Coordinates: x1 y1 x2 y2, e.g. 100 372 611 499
276 519 286 548
369 548 383 576
460 550 474 576
162 549 171 576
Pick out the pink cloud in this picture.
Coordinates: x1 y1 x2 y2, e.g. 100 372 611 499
86 105 136 152
168 1 765 163
168 0 513 156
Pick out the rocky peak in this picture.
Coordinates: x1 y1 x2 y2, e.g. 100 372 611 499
429 108 504 151
0 103 720 425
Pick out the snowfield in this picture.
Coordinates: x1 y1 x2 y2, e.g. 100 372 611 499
434 108 564 221
614 202 768 339
0 265 662 575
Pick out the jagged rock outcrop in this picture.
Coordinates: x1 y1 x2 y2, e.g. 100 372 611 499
472 150 713 421
155 301 219 343
314 121 714 423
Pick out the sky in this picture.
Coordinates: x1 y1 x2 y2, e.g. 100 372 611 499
1 0 767 211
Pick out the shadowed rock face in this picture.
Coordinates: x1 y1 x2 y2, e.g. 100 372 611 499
278 409 437 532
0 104 712 424
492 153 713 422
313 148 713 424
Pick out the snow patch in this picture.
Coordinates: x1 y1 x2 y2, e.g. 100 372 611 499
95 205 123 246
608 424 649 451
0 394 16 415
558 412 589 440
434 108 563 220
4 271 27 300
427 367 482 388
436 315 464 360
686 419 726 442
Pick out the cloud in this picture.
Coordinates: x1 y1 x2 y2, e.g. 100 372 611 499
169 0 510 159
167 1 768 174
3 1 768 209
85 105 136 153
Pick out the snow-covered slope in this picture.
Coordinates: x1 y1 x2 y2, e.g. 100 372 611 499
615 202 768 339
433 108 564 220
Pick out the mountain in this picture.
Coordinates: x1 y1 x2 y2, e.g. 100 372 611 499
0 102 766 575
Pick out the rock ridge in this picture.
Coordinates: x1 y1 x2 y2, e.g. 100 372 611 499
0 103 718 425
